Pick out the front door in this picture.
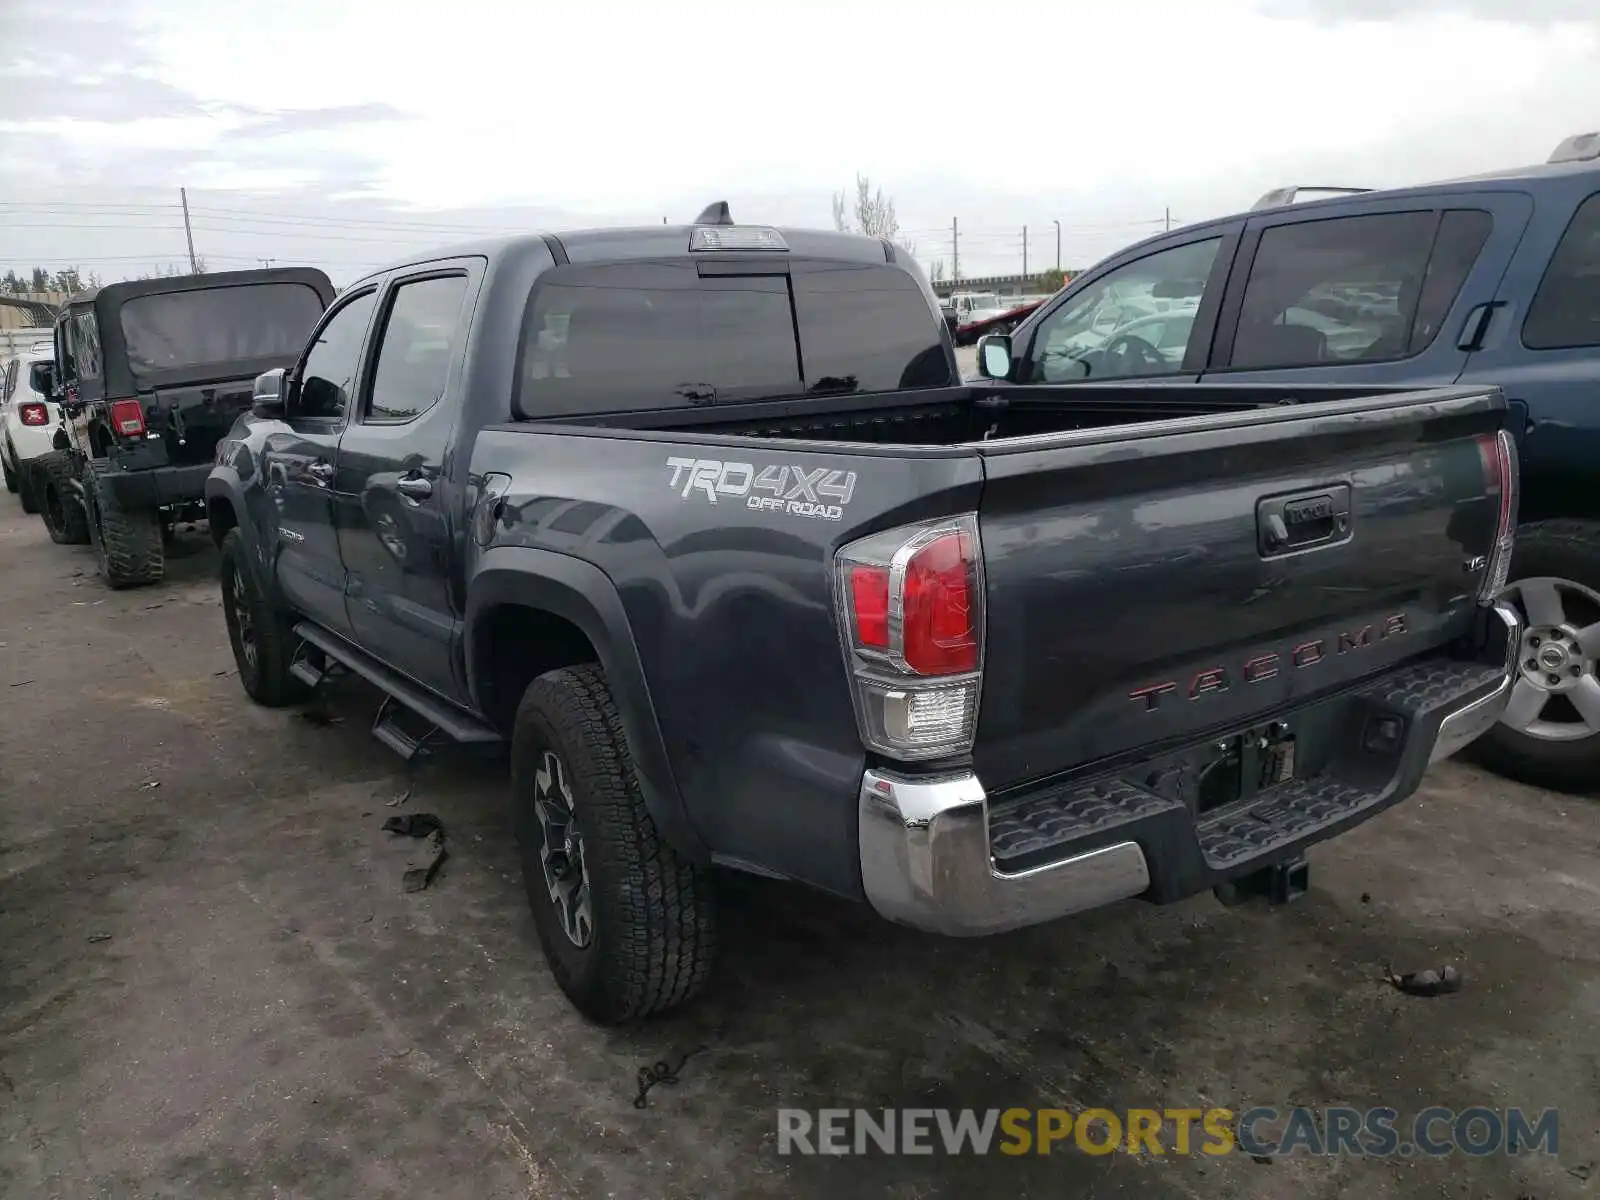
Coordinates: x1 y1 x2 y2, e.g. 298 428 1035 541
334 265 477 704
262 287 379 635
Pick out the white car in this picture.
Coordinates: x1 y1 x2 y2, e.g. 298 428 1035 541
1 342 61 515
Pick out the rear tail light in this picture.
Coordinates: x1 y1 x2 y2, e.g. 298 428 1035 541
109 398 147 437
1476 429 1519 600
17 401 48 426
834 513 985 760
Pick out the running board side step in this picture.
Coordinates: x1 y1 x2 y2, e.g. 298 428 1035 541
291 621 503 757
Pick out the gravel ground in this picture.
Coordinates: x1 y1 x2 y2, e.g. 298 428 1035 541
2 500 1598 1199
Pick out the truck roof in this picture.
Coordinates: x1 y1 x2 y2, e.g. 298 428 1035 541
351 224 901 289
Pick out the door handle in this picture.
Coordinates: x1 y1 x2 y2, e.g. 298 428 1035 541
307 460 335 481
1257 484 1352 558
396 475 433 500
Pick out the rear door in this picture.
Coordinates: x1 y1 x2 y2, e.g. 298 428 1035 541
262 286 380 636
1011 224 1243 386
1199 190 1534 387
334 262 480 703
1457 186 1600 523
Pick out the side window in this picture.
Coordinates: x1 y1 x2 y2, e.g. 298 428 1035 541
55 322 76 387
1410 209 1492 354
297 290 378 420
1026 238 1221 382
366 275 469 423
2 359 14 405
73 311 102 380
1524 192 1600 350
1230 211 1438 370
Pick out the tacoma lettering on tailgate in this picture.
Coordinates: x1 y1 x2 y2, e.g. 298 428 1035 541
665 456 858 521
1128 613 1409 712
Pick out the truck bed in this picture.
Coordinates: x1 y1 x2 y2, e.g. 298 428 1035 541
523 381 1430 448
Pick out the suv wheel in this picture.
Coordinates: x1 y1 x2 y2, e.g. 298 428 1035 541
83 459 163 588
16 456 39 515
37 452 89 545
2 448 16 495
1475 520 1600 792
511 664 716 1023
219 527 308 707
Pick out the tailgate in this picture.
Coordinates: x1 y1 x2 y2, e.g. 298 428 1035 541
146 378 256 468
972 385 1509 791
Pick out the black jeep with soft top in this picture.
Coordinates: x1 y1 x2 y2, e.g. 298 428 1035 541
39 269 333 586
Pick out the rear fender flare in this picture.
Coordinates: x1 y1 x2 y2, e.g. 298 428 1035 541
466 547 707 862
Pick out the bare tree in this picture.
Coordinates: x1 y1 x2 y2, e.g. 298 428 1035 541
929 258 948 283
832 174 913 253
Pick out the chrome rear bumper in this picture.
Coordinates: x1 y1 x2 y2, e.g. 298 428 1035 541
857 603 1519 937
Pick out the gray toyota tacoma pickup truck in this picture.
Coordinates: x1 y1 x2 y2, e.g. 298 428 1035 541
206 207 1521 1023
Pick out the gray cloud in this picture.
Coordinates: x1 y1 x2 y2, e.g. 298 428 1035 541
1257 0 1598 23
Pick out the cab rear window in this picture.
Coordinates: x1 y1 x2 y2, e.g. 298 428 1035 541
515 259 950 417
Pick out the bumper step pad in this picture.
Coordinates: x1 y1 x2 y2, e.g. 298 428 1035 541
988 656 1506 877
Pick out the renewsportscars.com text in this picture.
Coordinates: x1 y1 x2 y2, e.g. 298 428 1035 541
776 1106 1559 1158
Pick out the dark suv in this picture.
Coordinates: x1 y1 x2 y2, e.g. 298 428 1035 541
40 270 333 586
993 132 1600 791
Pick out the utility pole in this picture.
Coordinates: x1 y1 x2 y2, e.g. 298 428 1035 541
1053 219 1062 271
1165 206 1172 232
180 187 199 273
257 258 276 268
1022 225 1028 278
951 217 959 283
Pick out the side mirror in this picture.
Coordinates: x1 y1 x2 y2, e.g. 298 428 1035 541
976 334 1013 380
252 368 288 417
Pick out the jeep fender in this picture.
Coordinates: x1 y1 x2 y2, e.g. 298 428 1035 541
465 546 708 863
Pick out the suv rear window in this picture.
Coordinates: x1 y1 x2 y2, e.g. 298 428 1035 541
516 259 949 417
120 282 326 376
1524 192 1600 350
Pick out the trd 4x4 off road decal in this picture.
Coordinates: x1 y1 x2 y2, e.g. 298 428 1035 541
665 457 858 521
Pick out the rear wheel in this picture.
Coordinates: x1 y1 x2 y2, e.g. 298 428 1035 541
15 455 39 515
220 527 308 706
511 664 716 1023
1474 520 1600 792
2 448 16 495
37 451 88 545
83 459 163 588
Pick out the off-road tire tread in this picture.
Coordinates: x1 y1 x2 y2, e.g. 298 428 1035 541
219 528 308 707
1473 518 1600 792
85 460 163 587
38 451 88 544
2 450 16 494
515 664 716 1023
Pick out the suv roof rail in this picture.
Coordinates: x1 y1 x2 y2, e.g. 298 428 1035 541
1549 132 1600 164
1251 185 1373 211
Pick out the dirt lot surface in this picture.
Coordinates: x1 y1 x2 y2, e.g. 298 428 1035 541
3 502 1599 1199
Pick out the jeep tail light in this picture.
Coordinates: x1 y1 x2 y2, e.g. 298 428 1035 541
18 401 48 426
1475 430 1519 600
109 398 147 437
834 513 984 760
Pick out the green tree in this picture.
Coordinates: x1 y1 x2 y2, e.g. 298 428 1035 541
1034 267 1067 293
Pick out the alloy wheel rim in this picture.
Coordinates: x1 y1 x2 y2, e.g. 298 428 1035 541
229 562 257 671
1500 575 1600 742
533 749 593 948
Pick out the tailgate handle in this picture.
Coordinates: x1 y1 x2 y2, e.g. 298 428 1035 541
1257 484 1352 558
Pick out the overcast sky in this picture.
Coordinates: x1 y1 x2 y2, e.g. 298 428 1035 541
2 0 1597 285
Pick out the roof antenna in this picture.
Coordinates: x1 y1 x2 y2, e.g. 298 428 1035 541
694 201 734 226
